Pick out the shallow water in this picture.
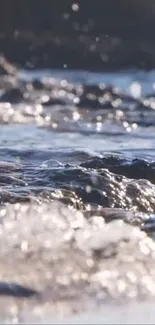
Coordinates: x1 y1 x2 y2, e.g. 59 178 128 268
1 66 155 322
1 68 155 212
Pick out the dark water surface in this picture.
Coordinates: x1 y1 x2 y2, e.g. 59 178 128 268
1 67 155 323
2 68 155 212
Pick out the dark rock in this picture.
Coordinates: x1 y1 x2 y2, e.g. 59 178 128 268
0 282 38 297
0 87 24 103
77 96 114 109
41 97 67 106
32 79 44 90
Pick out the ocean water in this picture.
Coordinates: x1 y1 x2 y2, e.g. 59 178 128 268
1 67 155 323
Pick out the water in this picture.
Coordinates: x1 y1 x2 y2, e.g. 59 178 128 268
1 66 155 323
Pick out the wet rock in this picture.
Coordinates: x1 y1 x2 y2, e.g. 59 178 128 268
41 97 66 106
0 87 24 103
82 84 105 97
0 282 38 297
31 79 44 90
77 96 101 109
77 96 114 109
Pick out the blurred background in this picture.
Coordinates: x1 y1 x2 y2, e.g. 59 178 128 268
1 0 155 70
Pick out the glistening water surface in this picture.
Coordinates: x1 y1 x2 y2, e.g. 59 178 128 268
1 67 155 323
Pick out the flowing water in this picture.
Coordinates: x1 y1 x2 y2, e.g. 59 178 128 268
1 65 155 323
